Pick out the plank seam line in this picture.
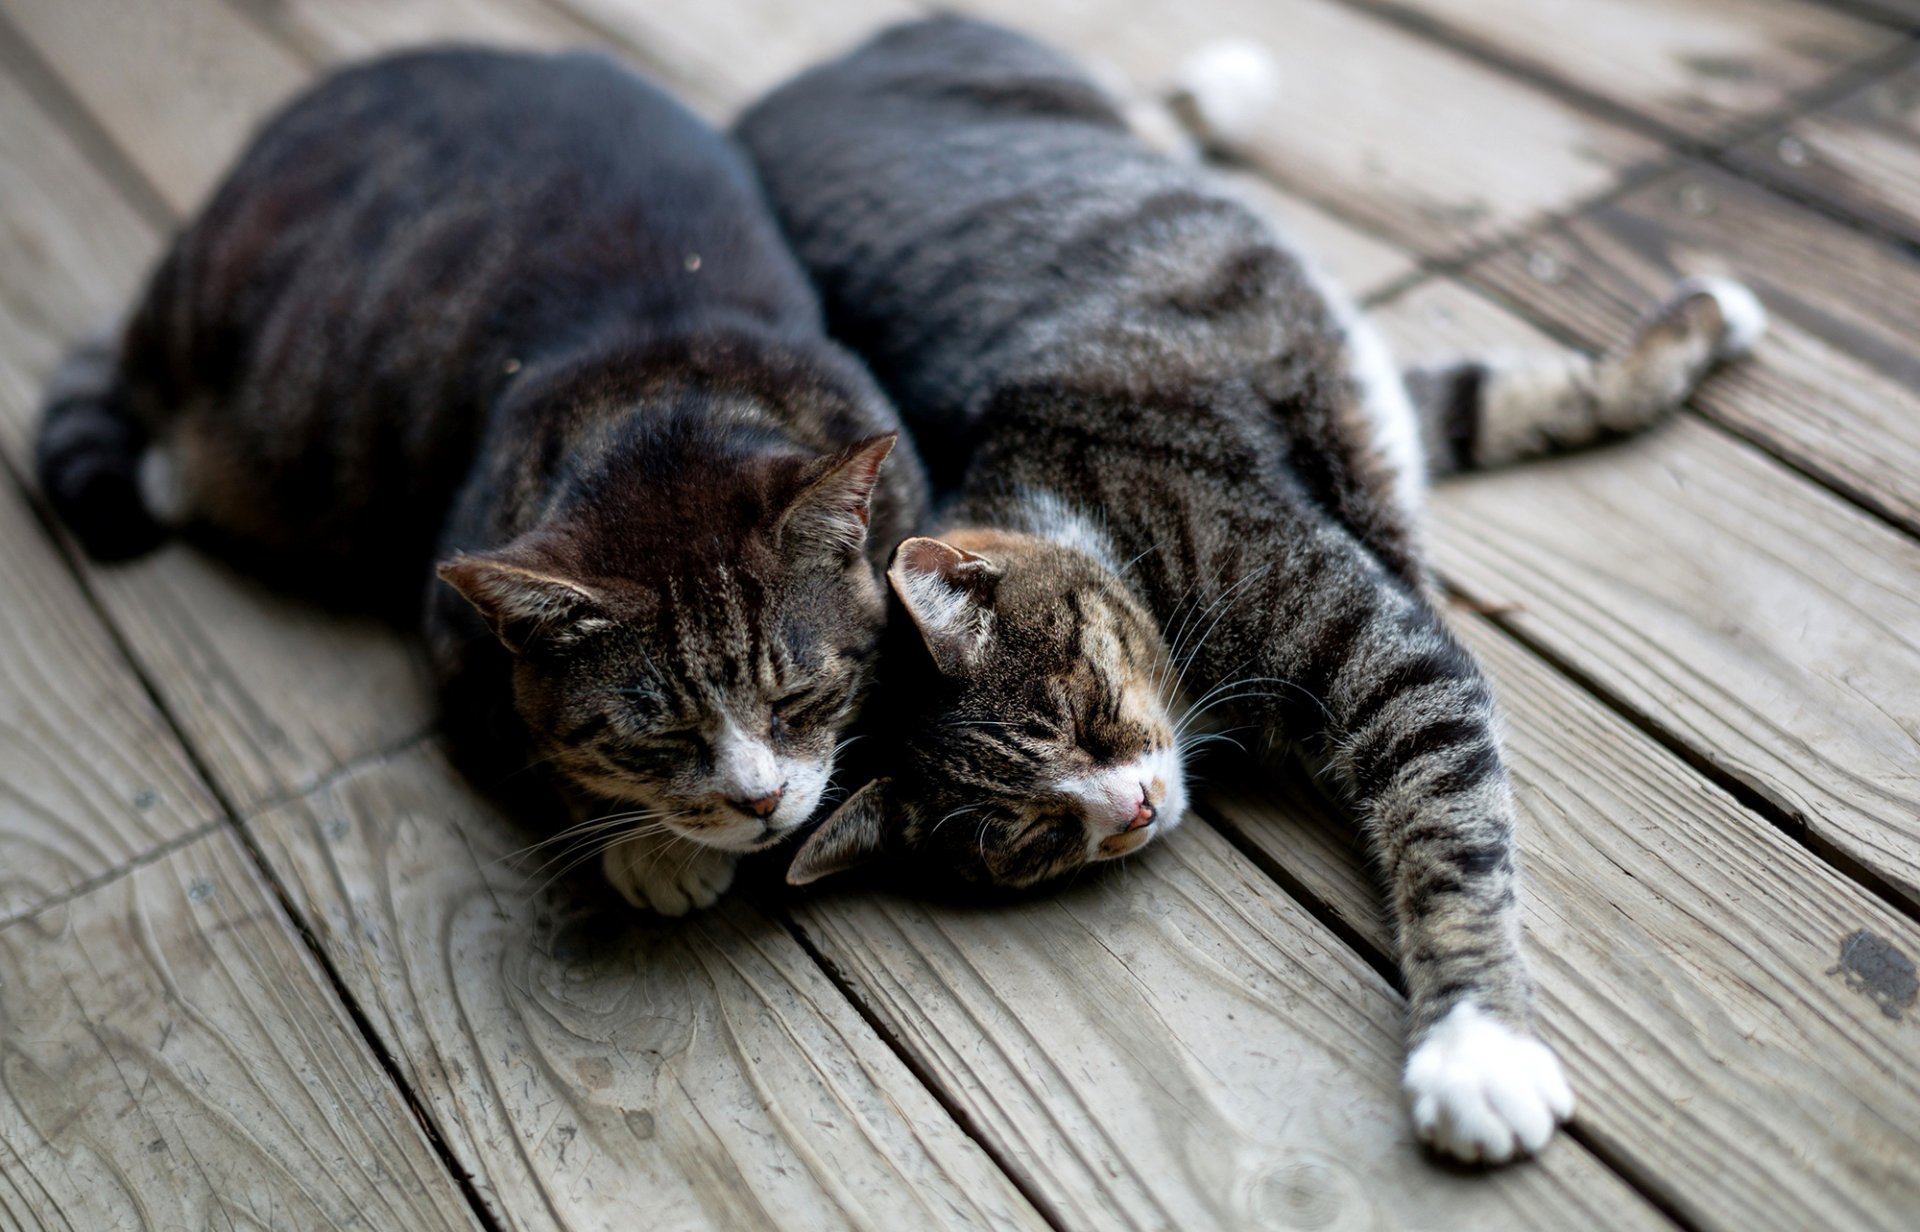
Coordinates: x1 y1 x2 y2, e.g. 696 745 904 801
1315 0 1918 162
233 725 442 824
772 908 1076 1232
1444 582 1920 928
0 4 173 231
1191 804 1698 1230
1 397 511 1232
0 818 227 936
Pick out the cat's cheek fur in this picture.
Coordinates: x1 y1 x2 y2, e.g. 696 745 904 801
1402 1001 1575 1163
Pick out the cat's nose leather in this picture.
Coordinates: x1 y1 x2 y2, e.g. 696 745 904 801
1126 789 1156 831
730 787 784 819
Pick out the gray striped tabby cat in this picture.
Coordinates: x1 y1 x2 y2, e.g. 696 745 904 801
737 18 1764 1163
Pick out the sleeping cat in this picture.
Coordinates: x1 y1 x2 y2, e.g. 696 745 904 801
37 47 924 915
736 18 1763 1161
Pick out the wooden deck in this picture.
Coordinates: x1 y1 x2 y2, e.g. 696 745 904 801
0 0 1915 1228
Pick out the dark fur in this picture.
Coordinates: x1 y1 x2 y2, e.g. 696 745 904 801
38 48 926 886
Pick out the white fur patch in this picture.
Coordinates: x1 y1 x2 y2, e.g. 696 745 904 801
1171 40 1282 148
898 564 977 639
1403 1002 1575 1164
1674 276 1767 359
136 444 188 527
1308 268 1429 534
602 832 737 916
1012 488 1117 570
1062 745 1189 848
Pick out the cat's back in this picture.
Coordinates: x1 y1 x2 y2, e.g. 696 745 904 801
119 46 823 598
738 18 1325 423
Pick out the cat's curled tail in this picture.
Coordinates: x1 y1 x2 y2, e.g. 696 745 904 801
36 322 174 560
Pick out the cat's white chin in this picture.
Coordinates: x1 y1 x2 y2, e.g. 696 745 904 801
1403 1002 1574 1164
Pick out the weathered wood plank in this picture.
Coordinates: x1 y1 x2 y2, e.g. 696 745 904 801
4 0 307 214
0 827 482 1231
0 49 435 817
948 0 1661 257
247 742 1043 1232
1468 163 1920 537
1372 276 1920 908
789 826 1666 1230
1348 0 1893 140
231 0 594 68
1727 57 1920 244
553 0 919 114
0 62 224 924
0 469 219 926
1203 603 1920 1232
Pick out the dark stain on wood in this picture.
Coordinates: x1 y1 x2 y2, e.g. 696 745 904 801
1829 929 1918 1020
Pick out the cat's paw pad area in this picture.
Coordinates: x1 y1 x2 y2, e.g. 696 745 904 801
1170 40 1281 148
1672 275 1768 359
1403 1002 1575 1165
601 838 737 916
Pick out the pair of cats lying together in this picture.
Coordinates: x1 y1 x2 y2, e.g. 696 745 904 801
39 17 1763 1164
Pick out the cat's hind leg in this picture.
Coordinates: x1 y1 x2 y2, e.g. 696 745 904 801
35 320 179 560
1405 277 1765 476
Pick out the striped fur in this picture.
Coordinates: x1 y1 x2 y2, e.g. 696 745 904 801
36 48 926 915
740 18 1757 1160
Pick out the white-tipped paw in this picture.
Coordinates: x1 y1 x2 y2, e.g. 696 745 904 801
1170 39 1281 148
601 834 736 916
1404 1002 1575 1164
1673 275 1767 359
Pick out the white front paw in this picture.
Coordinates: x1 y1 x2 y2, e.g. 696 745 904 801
1403 1002 1575 1164
600 832 737 916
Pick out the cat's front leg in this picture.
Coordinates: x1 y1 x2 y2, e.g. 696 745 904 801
601 829 738 916
1265 571 1574 1162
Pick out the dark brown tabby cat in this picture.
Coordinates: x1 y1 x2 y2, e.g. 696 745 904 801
37 47 925 915
737 18 1763 1161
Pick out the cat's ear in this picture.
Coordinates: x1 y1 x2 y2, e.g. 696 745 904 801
888 536 1000 674
437 547 610 655
787 777 893 886
777 433 897 561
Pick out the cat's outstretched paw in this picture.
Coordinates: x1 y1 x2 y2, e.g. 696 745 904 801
1672 275 1768 359
601 834 737 916
1403 1002 1575 1164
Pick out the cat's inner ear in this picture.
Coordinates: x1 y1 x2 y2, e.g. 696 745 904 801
437 547 609 655
777 433 897 561
787 777 893 886
888 536 1000 675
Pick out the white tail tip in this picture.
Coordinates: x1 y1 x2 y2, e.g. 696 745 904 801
1170 39 1281 148
1675 276 1767 360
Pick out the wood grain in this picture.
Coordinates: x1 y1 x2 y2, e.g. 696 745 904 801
0 826 482 1231
1466 163 1920 537
3 0 308 214
233 0 595 67
0 471 219 926
553 0 919 114
1352 0 1893 140
949 0 1661 257
248 742 1043 1232
0 44 436 816
789 823 1666 1230
1727 56 1920 244
1203 604 1920 1232
1371 276 1920 909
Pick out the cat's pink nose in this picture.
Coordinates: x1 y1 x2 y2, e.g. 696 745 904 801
1126 788 1156 831
729 787 784 819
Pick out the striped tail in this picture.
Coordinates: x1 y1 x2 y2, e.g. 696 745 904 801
1405 277 1767 477
35 322 169 561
